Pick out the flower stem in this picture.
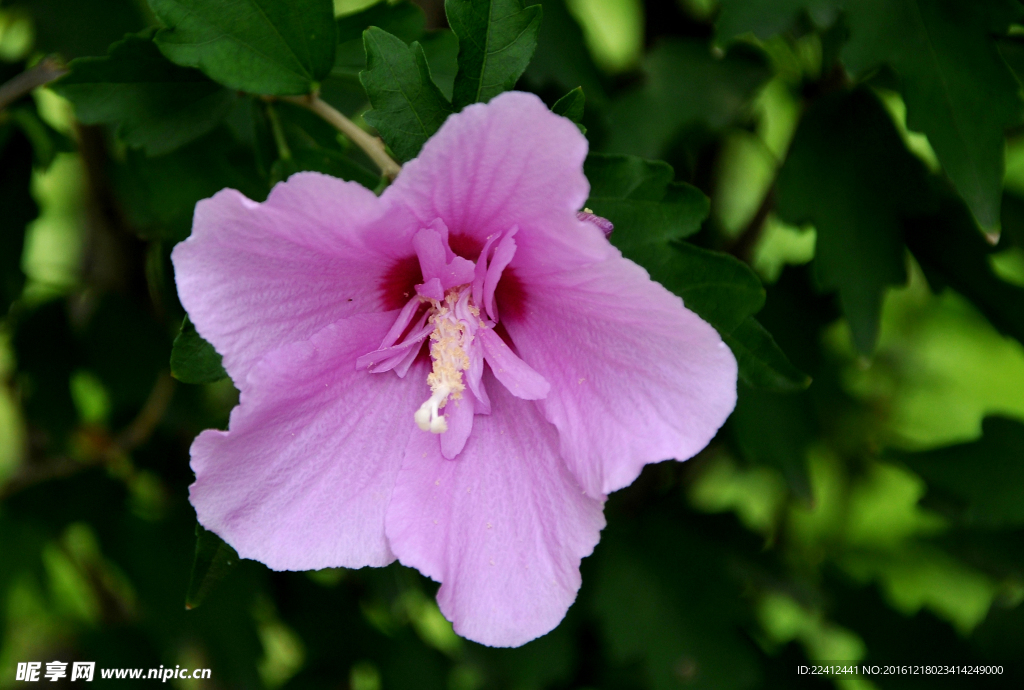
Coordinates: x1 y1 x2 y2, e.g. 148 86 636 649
282 94 402 180
0 57 68 113
264 102 292 161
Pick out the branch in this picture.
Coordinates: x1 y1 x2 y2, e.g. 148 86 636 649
281 94 402 180
0 57 68 113
0 373 176 500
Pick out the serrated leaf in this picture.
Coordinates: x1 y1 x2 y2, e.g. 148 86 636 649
843 0 1023 231
186 524 239 609
605 39 770 158
776 87 933 354
171 316 227 384
552 86 584 123
447 0 543 109
0 127 36 314
149 0 336 95
360 27 454 162
665 243 766 335
54 33 234 156
893 417 1024 527
905 190 1024 348
333 0 427 77
420 30 460 102
584 153 763 334
585 153 708 242
723 317 811 392
552 86 585 134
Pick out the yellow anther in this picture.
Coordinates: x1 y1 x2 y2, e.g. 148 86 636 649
415 291 475 434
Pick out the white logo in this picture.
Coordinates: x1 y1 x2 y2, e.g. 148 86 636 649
15 663 41 682
71 662 95 682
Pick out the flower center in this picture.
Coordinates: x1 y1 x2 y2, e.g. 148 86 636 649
360 221 548 457
414 289 480 434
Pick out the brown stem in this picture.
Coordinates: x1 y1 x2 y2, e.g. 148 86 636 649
0 57 68 113
0 372 176 500
280 94 402 180
114 372 176 452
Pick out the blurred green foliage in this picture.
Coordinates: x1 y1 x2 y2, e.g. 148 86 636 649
1 0 1024 688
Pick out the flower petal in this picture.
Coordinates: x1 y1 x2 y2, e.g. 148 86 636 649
413 226 476 290
383 91 590 251
172 172 408 387
466 344 491 415
478 328 549 400
482 228 517 322
415 277 445 301
189 311 426 571
439 391 474 460
386 372 605 647
504 249 738 497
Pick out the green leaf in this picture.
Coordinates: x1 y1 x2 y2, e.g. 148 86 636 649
149 0 336 95
843 0 1023 231
6 0 146 59
171 317 227 384
905 190 1024 348
605 39 770 158
271 148 379 188
114 126 266 242
552 86 585 133
186 524 240 609
0 127 37 314
585 153 763 334
723 317 811 392
584 153 707 243
419 30 461 102
894 417 1024 527
54 33 235 156
666 243 766 335
997 34 1024 86
776 87 932 354
333 0 427 77
446 0 543 109
715 0 842 41
360 27 454 162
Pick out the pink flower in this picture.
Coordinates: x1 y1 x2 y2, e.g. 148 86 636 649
172 92 737 647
